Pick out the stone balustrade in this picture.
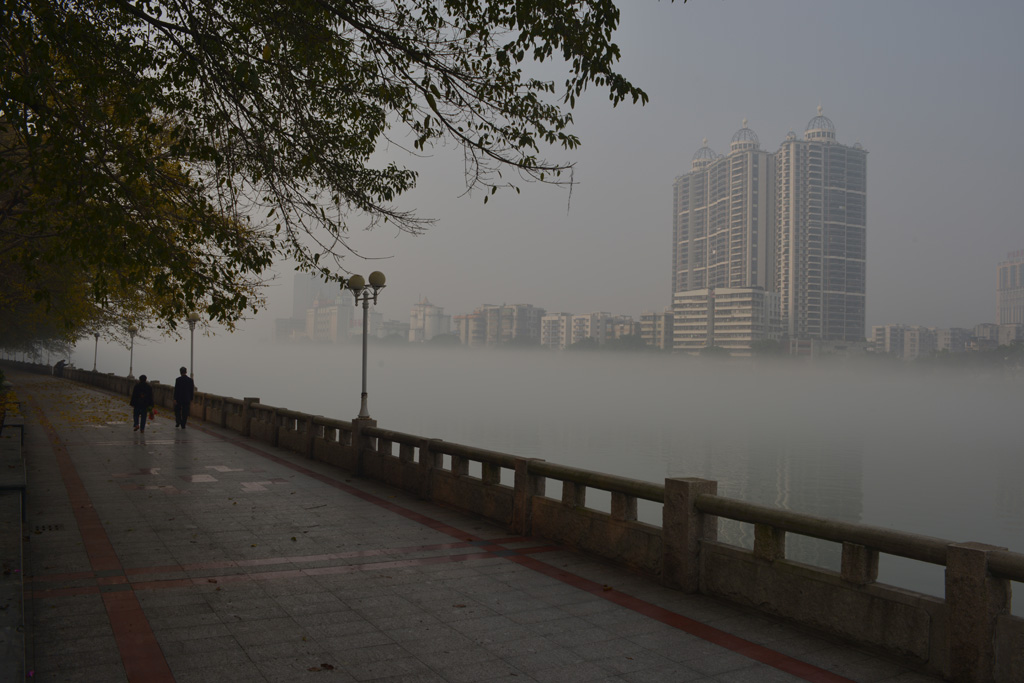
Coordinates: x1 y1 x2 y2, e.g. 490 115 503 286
8 360 1024 683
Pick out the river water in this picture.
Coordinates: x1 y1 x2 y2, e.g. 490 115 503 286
73 335 1024 610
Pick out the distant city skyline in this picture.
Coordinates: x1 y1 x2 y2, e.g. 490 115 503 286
257 3 1024 334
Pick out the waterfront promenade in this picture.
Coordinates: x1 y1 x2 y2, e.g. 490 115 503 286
10 371 942 682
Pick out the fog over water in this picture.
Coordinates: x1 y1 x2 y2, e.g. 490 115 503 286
74 335 1024 609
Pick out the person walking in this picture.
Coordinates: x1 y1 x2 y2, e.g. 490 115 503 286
173 366 195 429
130 374 154 433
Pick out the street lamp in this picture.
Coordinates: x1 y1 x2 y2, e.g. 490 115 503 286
347 271 386 419
92 332 100 372
127 326 138 379
187 312 200 379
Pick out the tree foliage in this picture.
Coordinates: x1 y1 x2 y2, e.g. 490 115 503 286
1 0 662 345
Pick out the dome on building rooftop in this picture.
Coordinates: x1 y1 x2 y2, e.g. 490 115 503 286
691 137 718 171
731 119 759 144
692 137 717 161
729 119 759 153
805 105 837 142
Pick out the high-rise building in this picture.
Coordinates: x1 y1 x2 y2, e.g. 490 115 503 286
672 121 776 295
997 249 1024 325
775 108 867 342
409 298 450 342
672 109 866 353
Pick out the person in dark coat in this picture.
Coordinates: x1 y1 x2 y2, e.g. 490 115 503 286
173 366 195 429
129 374 154 433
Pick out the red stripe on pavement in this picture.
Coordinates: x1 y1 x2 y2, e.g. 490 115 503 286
31 402 175 683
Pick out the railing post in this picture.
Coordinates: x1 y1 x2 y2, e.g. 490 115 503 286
753 523 786 562
512 458 545 536
417 438 442 500
841 542 878 585
562 481 586 508
241 398 259 437
481 462 501 485
269 409 280 446
351 418 377 477
304 416 316 457
611 492 637 522
451 455 469 477
662 478 718 593
946 542 1011 683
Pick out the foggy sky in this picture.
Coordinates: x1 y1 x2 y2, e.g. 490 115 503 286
258 1 1024 333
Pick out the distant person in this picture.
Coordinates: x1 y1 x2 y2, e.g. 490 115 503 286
130 374 154 433
53 359 67 377
173 366 195 429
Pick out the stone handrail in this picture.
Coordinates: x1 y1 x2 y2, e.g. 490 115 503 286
5 359 1023 683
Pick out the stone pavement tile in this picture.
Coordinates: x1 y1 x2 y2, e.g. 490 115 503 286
505 606 572 626
548 624 618 648
715 665 806 682
276 590 350 617
448 614 537 642
30 593 108 620
28 645 124 674
426 657 528 683
28 622 115 645
530 615 598 638
293 607 372 634
533 660 616 683
346 655 437 682
31 633 120 659
172 660 269 683
360 672 448 683
479 634 558 658
317 629 395 651
582 608 668 635
417 643 503 670
362 611 447 632
504 645 587 675
226 614 306 643
392 631 478 656
243 638 331 662
619 662 707 682
591 648 677 676
30 662 128 683
256 655 359 682
154 621 234 644
164 643 255 674
142 600 219 630
830 656 929 682
160 633 244 658
682 650 764 676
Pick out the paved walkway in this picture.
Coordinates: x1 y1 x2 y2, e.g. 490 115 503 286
13 372 942 683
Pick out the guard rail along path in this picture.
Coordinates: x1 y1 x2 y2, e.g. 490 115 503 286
15 361 1024 683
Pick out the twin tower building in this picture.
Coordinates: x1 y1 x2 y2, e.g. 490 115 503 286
672 107 867 354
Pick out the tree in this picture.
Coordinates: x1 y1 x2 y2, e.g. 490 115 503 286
1 0 665 340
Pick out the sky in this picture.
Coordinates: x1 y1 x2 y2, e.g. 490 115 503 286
257 1 1024 333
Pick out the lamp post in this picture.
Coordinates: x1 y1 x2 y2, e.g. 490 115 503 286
127 326 138 379
187 312 200 379
347 272 386 419
92 332 100 372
